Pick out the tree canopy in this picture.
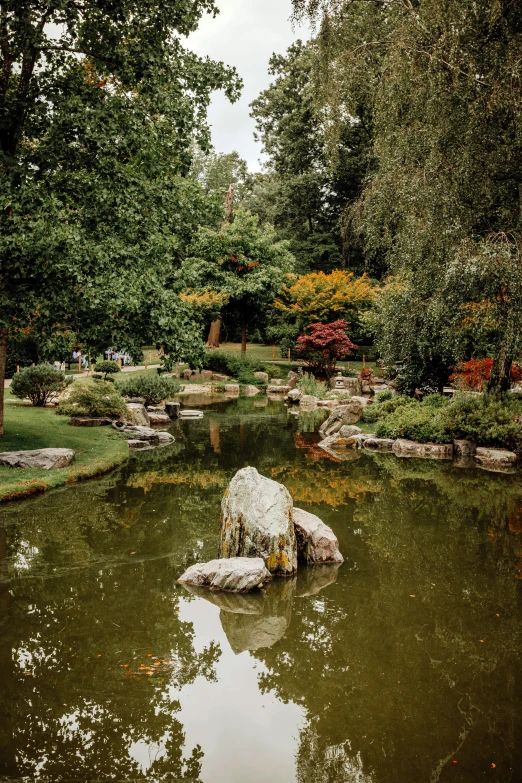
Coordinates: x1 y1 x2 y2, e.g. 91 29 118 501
0 0 241 433
180 209 296 352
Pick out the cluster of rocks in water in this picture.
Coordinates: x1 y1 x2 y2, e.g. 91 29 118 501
314 402 518 472
178 466 343 593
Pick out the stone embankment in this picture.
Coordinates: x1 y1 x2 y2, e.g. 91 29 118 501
316 406 518 473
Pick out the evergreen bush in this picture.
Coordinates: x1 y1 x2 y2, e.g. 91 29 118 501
115 375 181 405
11 365 72 407
57 380 126 418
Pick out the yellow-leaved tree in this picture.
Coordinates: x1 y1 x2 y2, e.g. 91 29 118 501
273 270 375 333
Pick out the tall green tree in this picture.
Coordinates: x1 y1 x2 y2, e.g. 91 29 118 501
0 0 241 434
180 209 296 353
250 39 372 274
292 0 522 391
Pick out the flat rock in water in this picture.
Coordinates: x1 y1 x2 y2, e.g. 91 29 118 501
392 439 453 459
293 507 343 565
178 557 271 592
0 448 75 470
148 410 171 425
127 439 151 450
179 409 204 418
219 466 298 576
474 447 517 472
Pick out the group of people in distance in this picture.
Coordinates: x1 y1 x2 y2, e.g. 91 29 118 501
104 348 131 365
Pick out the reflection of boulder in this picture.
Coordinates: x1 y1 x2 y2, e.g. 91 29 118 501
220 579 295 654
295 563 341 597
182 568 340 653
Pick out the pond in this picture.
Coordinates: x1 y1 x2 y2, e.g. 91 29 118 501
1 397 521 782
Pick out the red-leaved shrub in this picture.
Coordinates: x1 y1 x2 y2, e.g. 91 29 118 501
296 320 357 379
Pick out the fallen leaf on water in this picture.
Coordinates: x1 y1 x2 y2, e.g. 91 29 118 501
154 661 161 666
452 760 457 765
491 763 497 769
147 653 152 657
409 595 416 598
129 551 136 555
123 664 129 668
479 639 485 643
97 654 102 658
496 613 500 617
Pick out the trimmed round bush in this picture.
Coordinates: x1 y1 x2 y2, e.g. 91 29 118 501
57 380 126 418
93 360 121 381
115 374 181 405
10 364 72 407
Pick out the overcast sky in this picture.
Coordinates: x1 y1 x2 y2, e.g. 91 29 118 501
188 0 310 171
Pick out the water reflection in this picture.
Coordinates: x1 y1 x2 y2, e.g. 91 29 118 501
182 566 341 654
0 397 521 781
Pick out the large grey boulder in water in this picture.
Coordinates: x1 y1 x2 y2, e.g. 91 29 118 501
219 466 298 576
177 557 271 593
293 508 344 565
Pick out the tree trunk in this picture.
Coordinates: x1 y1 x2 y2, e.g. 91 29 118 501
241 321 247 355
488 352 513 393
488 318 514 393
0 329 8 437
207 319 221 348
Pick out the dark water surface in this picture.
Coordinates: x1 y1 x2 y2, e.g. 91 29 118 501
1 397 522 782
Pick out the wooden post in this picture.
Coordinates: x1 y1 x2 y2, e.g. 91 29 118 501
88 353 91 374
362 355 366 370
118 356 122 369
78 357 82 373
16 365 19 373
288 348 291 361
272 345 275 360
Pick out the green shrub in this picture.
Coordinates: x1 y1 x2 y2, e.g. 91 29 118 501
438 393 522 450
115 374 181 405
375 389 393 403
57 380 126 418
375 398 452 443
202 351 266 378
363 394 411 423
10 364 72 407
297 372 328 399
93 360 121 380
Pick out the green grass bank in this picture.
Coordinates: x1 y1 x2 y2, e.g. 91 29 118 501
0 393 129 503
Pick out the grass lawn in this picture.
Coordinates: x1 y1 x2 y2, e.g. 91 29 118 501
0 392 129 503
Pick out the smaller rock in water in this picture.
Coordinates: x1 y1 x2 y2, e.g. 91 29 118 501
287 389 302 403
362 437 395 452
242 385 260 396
127 439 151 450
165 401 180 419
454 439 476 457
179 409 204 418
293 508 344 565
0 448 75 470
392 439 453 459
339 425 363 438
267 385 291 394
225 384 240 395
474 447 517 472
148 410 171 425
178 557 271 592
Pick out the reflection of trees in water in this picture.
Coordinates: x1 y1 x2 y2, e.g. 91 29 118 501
0 484 221 780
2 405 522 781
251 461 522 782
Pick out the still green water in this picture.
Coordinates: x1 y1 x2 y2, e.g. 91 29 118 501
1 396 521 783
